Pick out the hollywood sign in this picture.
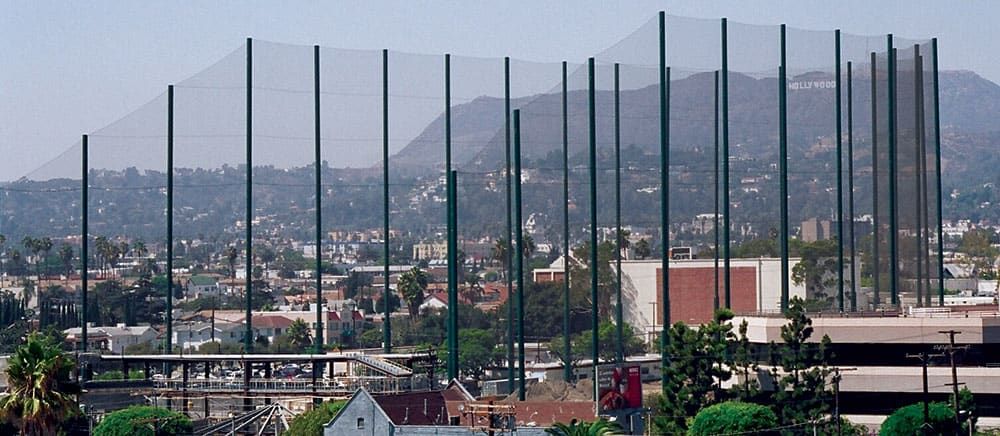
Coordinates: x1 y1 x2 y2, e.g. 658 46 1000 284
787 80 836 90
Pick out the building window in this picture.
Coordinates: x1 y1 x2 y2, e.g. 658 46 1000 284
356 418 365 429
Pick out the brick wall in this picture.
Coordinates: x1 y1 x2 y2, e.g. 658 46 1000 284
655 266 757 325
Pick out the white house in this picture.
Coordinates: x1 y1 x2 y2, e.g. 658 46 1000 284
64 324 158 354
171 320 243 351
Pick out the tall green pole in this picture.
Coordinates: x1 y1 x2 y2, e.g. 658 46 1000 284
166 85 174 354
871 52 881 307
244 37 253 352
382 49 391 353
561 61 572 383
847 62 857 311
919 50 932 308
913 46 924 306
444 54 458 380
713 70 720 311
888 37 898 307
513 110 526 400
932 38 944 306
659 11 671 394
81 134 88 352
835 30 845 312
779 25 789 312
587 57 599 397
448 169 458 380
614 63 624 364
315 45 325 352
721 18 731 309
505 57 516 389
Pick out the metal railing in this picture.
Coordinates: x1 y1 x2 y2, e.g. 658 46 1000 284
153 376 403 394
353 354 413 376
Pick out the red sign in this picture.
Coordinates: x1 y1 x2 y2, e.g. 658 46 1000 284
597 365 642 412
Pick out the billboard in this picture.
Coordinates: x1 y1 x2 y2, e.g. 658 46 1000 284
597 364 643 412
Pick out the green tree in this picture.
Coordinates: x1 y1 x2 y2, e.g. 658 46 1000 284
492 237 509 273
651 310 734 434
545 418 623 436
687 401 779 436
93 405 192 436
224 246 239 279
769 296 833 433
58 244 74 283
954 387 977 434
398 267 428 319
455 328 501 381
286 400 347 436
879 402 956 436
790 239 839 309
569 241 618 318
0 332 81 435
572 321 647 363
272 318 313 353
633 238 651 260
733 237 778 258
732 319 761 401
959 228 999 279
375 291 401 315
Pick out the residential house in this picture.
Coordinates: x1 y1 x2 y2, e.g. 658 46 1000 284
64 324 158 354
186 274 223 299
323 381 475 435
324 381 597 435
171 320 243 351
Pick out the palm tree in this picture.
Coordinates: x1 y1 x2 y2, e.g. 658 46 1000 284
257 246 277 280
491 238 509 270
132 240 147 275
398 267 428 319
462 272 482 303
21 236 38 279
616 229 631 260
37 237 53 282
225 246 239 279
283 318 313 353
545 419 623 436
58 244 73 284
521 234 536 260
9 249 24 276
0 333 80 435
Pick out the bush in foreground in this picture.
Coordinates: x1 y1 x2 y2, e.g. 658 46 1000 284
286 400 347 436
880 402 956 436
93 405 192 436
687 401 778 436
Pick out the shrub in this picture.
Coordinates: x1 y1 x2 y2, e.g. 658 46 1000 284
687 402 778 436
94 370 145 380
286 400 347 436
93 405 192 436
880 402 956 436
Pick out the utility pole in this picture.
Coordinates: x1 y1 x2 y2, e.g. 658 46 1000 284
831 367 857 436
907 352 944 435
940 330 967 430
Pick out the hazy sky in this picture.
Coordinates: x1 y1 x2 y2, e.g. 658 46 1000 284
2 0 996 181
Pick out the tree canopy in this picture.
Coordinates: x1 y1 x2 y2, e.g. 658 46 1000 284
879 402 956 436
286 400 346 436
92 406 192 436
0 333 81 435
687 401 778 436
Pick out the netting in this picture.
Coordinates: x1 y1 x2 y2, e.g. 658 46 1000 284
1 13 944 361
